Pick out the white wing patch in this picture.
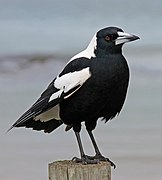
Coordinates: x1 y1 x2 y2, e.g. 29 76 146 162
70 33 97 62
49 67 91 102
33 66 91 123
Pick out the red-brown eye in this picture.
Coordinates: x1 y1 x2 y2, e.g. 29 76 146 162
105 35 112 41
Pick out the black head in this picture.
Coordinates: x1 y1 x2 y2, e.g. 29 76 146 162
95 26 139 54
71 26 139 60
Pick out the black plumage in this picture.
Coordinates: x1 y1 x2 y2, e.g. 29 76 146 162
8 27 139 167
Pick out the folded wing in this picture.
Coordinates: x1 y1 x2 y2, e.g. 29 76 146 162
8 62 91 133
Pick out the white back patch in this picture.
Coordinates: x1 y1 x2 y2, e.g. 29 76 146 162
70 33 97 61
34 105 60 122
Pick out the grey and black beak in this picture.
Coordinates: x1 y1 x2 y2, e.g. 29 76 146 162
115 31 140 45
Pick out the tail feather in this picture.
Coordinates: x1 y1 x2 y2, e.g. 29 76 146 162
8 118 63 133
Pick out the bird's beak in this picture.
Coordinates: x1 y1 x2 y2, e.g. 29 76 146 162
115 31 140 45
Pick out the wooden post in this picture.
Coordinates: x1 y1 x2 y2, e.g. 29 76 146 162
48 160 111 180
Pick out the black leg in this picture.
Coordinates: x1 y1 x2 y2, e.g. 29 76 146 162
87 130 116 168
87 130 101 155
72 132 99 164
75 132 85 158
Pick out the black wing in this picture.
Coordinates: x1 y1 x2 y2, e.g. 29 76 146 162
8 80 63 132
8 58 92 133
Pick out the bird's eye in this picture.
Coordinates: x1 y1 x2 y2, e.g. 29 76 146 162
105 35 113 41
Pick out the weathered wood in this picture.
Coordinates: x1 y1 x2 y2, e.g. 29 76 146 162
48 160 111 180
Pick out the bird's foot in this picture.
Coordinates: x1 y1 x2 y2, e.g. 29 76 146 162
72 155 99 165
86 154 116 169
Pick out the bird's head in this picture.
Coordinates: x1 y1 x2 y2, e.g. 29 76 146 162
71 26 139 61
89 27 140 56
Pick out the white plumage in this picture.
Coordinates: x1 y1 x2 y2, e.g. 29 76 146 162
69 33 97 61
49 67 91 102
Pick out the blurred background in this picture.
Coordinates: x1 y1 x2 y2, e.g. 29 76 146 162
0 0 162 179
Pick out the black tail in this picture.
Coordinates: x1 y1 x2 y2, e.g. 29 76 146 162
8 118 63 133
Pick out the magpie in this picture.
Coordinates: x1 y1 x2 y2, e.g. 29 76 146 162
8 27 139 168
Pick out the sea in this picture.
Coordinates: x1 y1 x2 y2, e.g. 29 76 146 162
0 0 162 180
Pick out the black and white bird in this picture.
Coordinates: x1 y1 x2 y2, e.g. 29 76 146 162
8 27 139 168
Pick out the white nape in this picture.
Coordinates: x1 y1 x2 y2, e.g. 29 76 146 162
70 33 97 62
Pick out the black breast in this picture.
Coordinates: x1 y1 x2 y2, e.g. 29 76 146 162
59 54 129 125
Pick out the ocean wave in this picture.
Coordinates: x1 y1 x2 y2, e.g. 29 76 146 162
0 48 161 77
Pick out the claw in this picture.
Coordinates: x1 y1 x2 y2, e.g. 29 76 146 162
83 155 116 169
105 158 116 169
72 156 99 164
95 155 116 169
72 155 116 168
72 157 82 163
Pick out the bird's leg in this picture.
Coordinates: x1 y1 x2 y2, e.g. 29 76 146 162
72 132 98 164
73 132 85 161
87 130 101 155
87 130 116 168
